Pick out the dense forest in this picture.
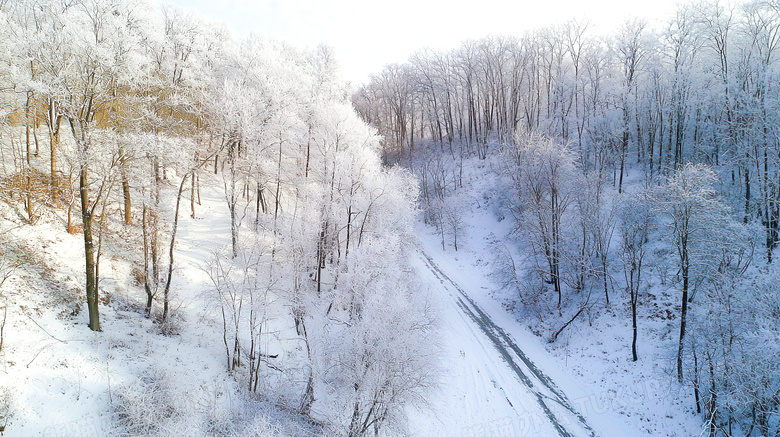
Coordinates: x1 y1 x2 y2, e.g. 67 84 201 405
353 1 780 435
0 1 434 435
0 0 777 435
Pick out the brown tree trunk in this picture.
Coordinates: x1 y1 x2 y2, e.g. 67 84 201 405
142 205 154 317
121 159 132 225
190 171 196 218
25 92 32 167
81 165 100 331
24 92 34 222
50 124 60 207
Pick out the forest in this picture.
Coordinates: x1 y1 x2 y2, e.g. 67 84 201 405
353 1 780 435
0 0 777 436
0 0 434 435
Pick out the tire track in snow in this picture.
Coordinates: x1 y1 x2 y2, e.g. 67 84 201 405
421 252 596 437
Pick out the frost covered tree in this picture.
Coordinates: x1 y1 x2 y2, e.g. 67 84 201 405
191 33 437 436
618 191 652 361
349 1 780 434
315 216 435 437
505 130 579 311
686 250 777 436
613 18 648 193
650 163 747 382
22 0 153 331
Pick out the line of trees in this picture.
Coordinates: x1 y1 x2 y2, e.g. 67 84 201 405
0 0 222 331
354 1 780 259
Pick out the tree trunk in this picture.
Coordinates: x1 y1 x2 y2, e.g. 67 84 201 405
49 122 60 207
603 256 609 305
677 257 688 383
551 188 562 310
190 171 196 218
161 174 190 325
693 348 701 414
298 318 314 415
707 352 717 436
631 264 639 361
24 92 34 222
67 197 74 233
229 199 238 258
121 160 132 225
142 204 154 317
81 165 100 331
25 170 33 223
744 165 750 223
25 92 32 167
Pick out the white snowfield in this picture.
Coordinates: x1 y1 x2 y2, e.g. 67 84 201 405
409 233 632 437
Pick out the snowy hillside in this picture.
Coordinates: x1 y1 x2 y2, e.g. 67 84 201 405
405 155 706 436
1 1 780 436
0 154 707 437
0 173 332 436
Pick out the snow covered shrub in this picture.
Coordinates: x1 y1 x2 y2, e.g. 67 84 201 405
158 309 184 336
0 168 52 224
490 242 552 321
0 386 12 432
208 398 325 437
114 367 189 436
236 415 284 437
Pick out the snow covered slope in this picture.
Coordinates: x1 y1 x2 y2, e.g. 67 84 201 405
406 159 703 436
0 164 702 436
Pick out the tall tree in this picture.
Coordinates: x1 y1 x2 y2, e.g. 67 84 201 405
30 0 151 331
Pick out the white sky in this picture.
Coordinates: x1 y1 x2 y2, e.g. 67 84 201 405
165 0 681 85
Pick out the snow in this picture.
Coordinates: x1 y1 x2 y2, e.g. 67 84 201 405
407 252 563 436
0 155 703 436
0 176 318 436
406 156 704 436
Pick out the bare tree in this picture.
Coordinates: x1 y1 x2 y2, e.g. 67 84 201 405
506 130 578 311
651 164 739 382
619 191 652 361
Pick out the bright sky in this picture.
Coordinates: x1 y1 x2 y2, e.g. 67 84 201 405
165 0 681 85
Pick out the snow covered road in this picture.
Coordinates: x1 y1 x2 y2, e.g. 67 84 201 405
417 252 595 437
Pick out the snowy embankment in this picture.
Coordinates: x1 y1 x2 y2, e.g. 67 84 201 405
0 174 318 436
407 156 704 436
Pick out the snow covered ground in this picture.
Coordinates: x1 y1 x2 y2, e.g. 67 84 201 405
406 156 704 436
408 215 700 436
0 159 703 436
408 249 595 437
0 177 319 436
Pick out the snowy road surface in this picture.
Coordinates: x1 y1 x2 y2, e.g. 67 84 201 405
409 251 596 437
